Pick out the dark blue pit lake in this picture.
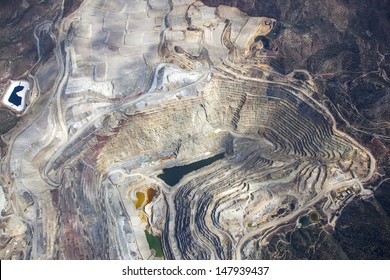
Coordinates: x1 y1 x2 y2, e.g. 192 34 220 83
8 85 24 106
157 153 225 186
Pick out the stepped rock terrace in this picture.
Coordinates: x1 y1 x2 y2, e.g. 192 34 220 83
0 0 376 260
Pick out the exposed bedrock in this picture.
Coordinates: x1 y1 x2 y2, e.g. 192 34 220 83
0 0 376 259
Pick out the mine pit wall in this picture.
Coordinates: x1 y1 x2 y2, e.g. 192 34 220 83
44 57 372 260
0 0 376 260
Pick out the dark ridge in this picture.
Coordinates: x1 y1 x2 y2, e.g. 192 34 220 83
63 0 85 17
202 0 281 18
0 109 18 134
333 197 390 259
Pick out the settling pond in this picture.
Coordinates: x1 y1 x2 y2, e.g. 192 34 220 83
158 153 225 186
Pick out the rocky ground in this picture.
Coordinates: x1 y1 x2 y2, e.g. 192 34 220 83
204 0 390 259
1 0 389 260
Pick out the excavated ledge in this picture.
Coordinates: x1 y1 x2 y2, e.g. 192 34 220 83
0 0 381 260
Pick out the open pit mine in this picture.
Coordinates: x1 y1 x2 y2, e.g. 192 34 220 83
0 0 377 260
